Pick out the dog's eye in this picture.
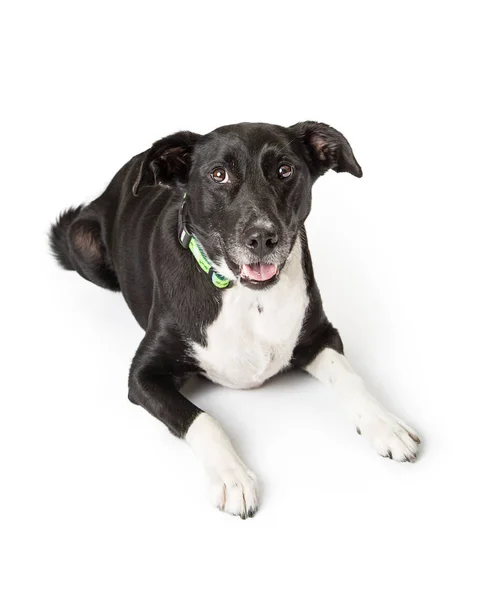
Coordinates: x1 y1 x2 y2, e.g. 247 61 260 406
211 167 229 183
278 164 293 179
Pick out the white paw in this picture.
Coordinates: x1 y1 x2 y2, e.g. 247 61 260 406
186 413 259 519
207 463 259 519
356 412 421 462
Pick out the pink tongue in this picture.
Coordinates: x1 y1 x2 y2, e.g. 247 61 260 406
241 263 277 282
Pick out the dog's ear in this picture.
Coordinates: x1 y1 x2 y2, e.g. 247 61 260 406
132 130 202 195
289 121 362 179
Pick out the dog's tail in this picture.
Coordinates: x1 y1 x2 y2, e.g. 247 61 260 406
49 206 120 291
49 206 84 270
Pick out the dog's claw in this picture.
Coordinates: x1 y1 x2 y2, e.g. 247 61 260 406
355 412 421 463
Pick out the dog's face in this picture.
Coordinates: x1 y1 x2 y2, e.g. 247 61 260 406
134 122 362 289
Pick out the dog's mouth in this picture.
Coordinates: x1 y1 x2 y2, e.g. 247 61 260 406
239 263 279 287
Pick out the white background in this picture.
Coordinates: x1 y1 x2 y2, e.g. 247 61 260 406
2 1 478 598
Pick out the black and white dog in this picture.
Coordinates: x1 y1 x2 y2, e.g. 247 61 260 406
50 121 420 519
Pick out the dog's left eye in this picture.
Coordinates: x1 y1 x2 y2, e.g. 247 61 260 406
278 164 293 179
211 167 229 183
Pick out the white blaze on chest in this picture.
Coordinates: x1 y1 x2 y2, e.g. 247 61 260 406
192 239 309 389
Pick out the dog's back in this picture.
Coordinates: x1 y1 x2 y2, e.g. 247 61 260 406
49 153 160 292
49 151 190 329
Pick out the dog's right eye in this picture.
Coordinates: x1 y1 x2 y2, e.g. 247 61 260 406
211 167 229 183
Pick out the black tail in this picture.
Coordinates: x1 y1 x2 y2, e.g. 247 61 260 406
49 206 120 291
49 206 84 270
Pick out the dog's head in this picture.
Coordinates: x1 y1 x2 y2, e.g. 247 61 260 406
134 122 362 289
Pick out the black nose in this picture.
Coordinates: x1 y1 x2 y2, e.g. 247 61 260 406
244 227 279 258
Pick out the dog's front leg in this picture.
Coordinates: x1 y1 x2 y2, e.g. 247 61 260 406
298 332 421 461
128 331 258 519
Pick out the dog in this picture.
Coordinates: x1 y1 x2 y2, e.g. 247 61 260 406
50 121 421 519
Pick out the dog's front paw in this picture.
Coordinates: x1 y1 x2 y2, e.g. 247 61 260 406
186 413 259 519
208 463 259 519
356 412 421 462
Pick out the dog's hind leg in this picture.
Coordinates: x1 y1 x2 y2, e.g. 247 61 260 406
128 327 259 520
50 208 120 291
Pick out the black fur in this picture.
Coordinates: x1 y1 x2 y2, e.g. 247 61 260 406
49 206 84 270
50 121 361 438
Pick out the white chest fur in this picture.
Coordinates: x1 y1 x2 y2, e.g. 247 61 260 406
191 239 309 389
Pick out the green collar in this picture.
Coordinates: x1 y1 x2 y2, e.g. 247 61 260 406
178 194 233 289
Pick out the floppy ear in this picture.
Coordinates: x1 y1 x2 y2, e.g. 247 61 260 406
132 130 202 195
290 121 362 179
